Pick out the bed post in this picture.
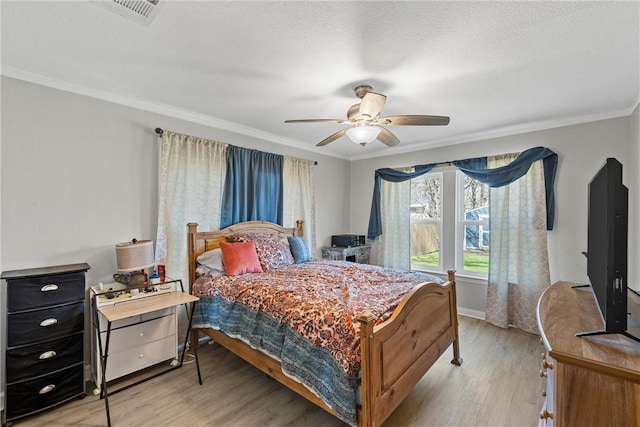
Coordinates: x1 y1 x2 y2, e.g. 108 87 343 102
295 220 304 236
358 312 375 427
187 222 199 293
448 269 463 366
187 222 203 365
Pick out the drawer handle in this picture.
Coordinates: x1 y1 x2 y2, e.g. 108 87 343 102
140 332 145 337
39 384 56 395
40 318 58 327
41 284 59 292
139 354 145 359
39 350 57 360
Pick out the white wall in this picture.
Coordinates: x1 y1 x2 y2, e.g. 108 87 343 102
629 104 640 292
0 75 3 413
350 116 635 314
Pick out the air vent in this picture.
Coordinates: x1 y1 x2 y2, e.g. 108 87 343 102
93 0 164 26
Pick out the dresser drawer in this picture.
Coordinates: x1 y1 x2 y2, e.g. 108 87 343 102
104 335 177 381
6 332 83 383
8 302 84 347
97 306 175 332
7 271 85 312
6 363 84 420
100 314 176 353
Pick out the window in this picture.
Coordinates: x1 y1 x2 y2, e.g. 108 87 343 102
410 169 490 277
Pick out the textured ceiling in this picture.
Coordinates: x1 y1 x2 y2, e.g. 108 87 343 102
2 1 639 160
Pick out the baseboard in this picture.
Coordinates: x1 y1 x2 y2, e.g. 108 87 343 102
458 307 485 320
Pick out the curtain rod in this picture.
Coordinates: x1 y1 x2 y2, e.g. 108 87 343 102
155 127 318 165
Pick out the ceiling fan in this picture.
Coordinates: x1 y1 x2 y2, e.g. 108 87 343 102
285 85 450 147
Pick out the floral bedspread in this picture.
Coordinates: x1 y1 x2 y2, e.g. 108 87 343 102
191 259 443 425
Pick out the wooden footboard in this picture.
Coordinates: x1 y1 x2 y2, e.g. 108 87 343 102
187 222 461 427
359 269 462 427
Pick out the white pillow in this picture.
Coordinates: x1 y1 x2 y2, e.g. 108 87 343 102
196 264 225 277
196 248 225 273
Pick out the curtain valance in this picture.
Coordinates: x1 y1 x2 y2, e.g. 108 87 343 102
367 146 558 240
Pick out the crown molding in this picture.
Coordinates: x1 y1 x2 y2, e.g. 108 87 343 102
1 66 332 155
3 66 636 163
348 106 636 161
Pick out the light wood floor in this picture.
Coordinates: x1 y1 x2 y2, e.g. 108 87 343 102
14 316 545 427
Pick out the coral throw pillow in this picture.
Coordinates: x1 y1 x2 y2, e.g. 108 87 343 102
219 241 263 276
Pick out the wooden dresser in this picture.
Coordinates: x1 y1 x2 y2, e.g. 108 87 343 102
536 281 640 426
2 263 90 424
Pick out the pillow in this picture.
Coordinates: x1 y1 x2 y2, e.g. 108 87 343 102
196 248 225 273
231 233 294 271
219 241 263 276
195 264 225 277
287 236 312 264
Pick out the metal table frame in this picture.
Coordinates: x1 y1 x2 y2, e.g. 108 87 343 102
92 279 202 426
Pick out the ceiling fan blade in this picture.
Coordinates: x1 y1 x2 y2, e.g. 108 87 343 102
377 127 401 147
285 118 347 124
378 115 450 126
359 92 386 119
316 129 348 147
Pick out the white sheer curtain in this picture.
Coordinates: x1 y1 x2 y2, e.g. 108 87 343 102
155 131 227 286
378 168 412 270
283 157 317 256
485 153 551 334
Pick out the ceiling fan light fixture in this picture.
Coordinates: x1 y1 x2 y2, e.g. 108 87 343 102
346 125 381 146
284 85 449 148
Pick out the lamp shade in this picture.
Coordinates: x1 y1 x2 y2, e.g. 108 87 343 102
346 125 381 145
115 239 154 272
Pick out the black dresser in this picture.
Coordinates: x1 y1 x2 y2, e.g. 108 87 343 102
2 263 90 424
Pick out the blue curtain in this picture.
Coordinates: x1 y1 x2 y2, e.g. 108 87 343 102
220 145 284 228
367 164 437 239
367 146 558 240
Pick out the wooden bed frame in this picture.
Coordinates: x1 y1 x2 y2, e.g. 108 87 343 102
187 220 462 427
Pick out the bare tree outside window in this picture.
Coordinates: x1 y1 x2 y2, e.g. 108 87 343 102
461 175 490 274
411 176 441 219
464 176 489 212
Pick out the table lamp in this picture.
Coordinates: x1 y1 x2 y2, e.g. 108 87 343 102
113 239 154 287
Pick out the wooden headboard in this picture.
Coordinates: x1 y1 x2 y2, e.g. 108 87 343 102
187 220 304 290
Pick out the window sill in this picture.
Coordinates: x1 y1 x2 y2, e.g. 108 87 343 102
411 267 488 286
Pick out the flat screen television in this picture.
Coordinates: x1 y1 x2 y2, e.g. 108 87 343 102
578 158 638 342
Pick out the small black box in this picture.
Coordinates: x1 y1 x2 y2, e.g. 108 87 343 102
331 235 366 247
